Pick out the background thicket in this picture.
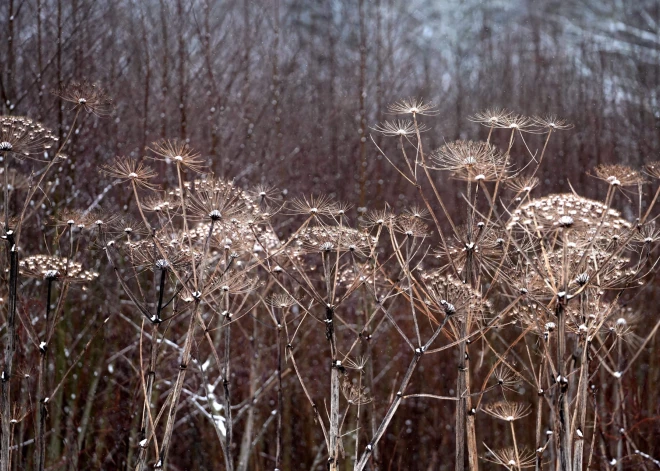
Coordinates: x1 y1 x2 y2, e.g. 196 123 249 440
1 0 660 470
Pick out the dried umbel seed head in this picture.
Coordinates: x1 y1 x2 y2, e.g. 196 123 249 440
44 269 60 280
149 139 204 173
289 194 337 217
0 116 58 157
267 293 297 310
423 273 487 319
53 80 113 116
155 259 169 270
593 164 645 187
371 119 428 137
558 215 574 228
208 210 222 221
575 273 590 286
468 108 514 127
644 161 660 179
320 242 335 252
429 140 507 182
483 401 532 422
507 193 631 237
482 445 536 469
507 175 540 194
19 255 98 283
100 156 158 190
387 97 438 116
532 115 573 131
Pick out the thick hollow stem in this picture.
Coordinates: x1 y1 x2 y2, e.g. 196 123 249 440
1 231 18 471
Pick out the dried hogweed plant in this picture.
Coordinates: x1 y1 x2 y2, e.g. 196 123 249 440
369 100 660 471
2 86 660 471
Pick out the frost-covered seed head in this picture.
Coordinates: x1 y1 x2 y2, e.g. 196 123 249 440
209 209 222 221
558 215 574 227
155 259 169 270
0 142 12 151
575 273 589 285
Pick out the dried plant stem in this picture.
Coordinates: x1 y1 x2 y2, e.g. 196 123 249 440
510 421 522 471
3 151 9 228
136 270 166 471
614 337 623 471
354 351 422 471
456 316 468 471
355 316 450 471
35 278 53 471
157 301 199 468
1 151 17 471
1 230 18 471
556 299 572 471
221 296 234 471
530 129 553 181
275 321 284 471
571 293 590 471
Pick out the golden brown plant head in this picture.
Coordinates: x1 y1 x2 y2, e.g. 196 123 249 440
109 215 149 239
295 225 373 256
643 161 660 179
483 401 531 422
468 108 514 127
402 205 430 220
288 194 336 217
187 177 247 222
87 208 120 230
506 175 540 194
507 193 631 239
394 215 429 238
53 209 93 229
493 364 521 391
429 140 507 182
422 273 487 318
531 114 573 131
633 222 660 245
371 119 428 137
0 116 58 158
363 208 396 230
53 81 113 116
101 156 158 190
142 194 180 213
482 445 536 468
593 164 645 187
248 183 282 207
501 114 536 132
149 139 205 173
341 377 372 406
129 239 193 273
387 97 438 116
19 255 98 283
266 293 298 310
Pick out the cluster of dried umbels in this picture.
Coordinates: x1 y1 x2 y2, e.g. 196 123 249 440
1 87 659 471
